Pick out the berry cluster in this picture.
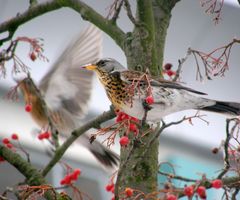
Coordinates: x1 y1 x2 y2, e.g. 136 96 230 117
2 133 19 149
105 182 115 200
183 179 223 199
60 169 81 185
115 111 140 147
0 133 19 162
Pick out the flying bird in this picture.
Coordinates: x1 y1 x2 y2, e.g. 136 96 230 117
18 25 118 168
83 58 240 121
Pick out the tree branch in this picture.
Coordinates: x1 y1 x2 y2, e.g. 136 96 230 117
42 108 116 177
0 146 67 199
123 0 138 25
0 145 46 186
0 0 126 49
217 118 232 179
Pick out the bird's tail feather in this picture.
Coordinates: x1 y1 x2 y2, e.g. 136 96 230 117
79 134 119 168
201 101 240 116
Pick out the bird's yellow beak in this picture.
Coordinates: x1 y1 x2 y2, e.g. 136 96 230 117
82 64 97 70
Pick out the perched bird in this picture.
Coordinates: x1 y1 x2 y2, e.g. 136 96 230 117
18 25 119 168
83 58 240 121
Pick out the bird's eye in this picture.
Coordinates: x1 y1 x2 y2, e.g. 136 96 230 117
97 60 106 66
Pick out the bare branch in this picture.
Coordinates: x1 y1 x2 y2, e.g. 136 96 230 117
158 170 197 183
218 118 234 179
189 39 240 80
0 145 46 186
172 48 191 81
107 0 124 23
0 0 126 49
173 39 240 82
123 0 138 25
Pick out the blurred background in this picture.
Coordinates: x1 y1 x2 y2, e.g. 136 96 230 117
0 0 240 199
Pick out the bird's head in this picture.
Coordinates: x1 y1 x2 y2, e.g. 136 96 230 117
82 58 125 73
17 77 37 98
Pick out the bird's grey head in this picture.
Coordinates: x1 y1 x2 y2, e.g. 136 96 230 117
95 58 125 73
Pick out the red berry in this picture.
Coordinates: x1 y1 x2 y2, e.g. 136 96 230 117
166 70 176 77
184 185 194 197
129 123 137 132
70 169 81 180
38 134 44 140
119 136 129 146
73 169 81 176
2 138 10 144
145 95 154 104
164 63 173 70
43 132 51 139
211 179 223 189
110 186 115 193
0 156 5 162
30 52 37 61
121 113 130 120
70 174 77 181
60 179 66 185
105 183 114 192
115 112 129 122
166 194 177 200
25 104 32 112
197 186 206 199
6 143 13 149
125 187 133 197
64 175 72 185
11 133 19 140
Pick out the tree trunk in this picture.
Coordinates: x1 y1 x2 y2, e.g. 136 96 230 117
115 1 179 199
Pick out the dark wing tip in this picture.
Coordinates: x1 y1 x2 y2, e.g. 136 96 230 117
90 147 119 168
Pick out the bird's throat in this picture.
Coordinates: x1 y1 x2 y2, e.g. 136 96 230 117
97 70 129 109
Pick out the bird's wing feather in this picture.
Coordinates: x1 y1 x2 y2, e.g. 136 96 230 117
150 79 207 95
119 70 206 95
39 24 102 131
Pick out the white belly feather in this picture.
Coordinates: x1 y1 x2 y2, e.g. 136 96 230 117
121 86 216 122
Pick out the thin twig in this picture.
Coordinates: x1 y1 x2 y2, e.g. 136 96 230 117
123 0 138 25
172 48 192 82
218 118 233 179
158 170 197 183
109 0 124 23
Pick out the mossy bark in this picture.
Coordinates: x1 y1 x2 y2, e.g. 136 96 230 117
116 1 179 199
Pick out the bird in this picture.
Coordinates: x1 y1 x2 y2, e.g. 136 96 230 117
18 25 119 168
83 58 240 122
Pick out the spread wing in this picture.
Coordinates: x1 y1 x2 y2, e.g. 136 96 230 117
119 70 206 95
39 24 102 131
